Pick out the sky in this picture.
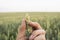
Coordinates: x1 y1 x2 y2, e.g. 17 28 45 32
0 0 60 12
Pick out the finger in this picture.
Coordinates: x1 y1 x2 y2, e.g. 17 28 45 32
34 35 46 40
22 18 26 22
29 29 46 40
16 18 27 40
28 22 42 29
21 18 26 26
18 18 26 33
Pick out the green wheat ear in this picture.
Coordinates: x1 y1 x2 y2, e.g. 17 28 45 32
25 14 32 38
25 14 30 23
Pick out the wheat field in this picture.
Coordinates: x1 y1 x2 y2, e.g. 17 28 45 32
0 12 60 40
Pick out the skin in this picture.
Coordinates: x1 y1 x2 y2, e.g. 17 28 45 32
16 18 46 40
16 18 26 40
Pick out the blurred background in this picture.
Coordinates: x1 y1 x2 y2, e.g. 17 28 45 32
0 12 60 40
0 0 60 40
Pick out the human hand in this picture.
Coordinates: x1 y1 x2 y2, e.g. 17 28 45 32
28 21 46 40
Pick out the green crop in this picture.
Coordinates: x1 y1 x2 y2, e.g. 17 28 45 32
25 14 30 23
0 12 60 40
25 14 32 39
